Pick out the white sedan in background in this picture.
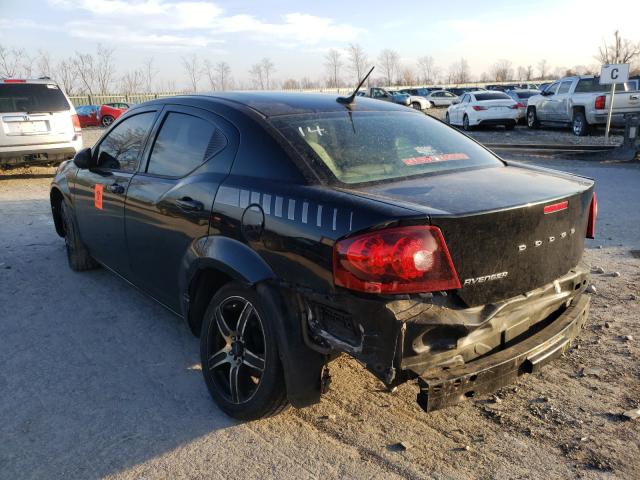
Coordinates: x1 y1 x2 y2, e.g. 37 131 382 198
445 91 521 130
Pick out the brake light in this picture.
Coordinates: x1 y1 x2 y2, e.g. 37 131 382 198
595 95 606 110
2 79 27 83
333 226 461 294
544 201 568 214
71 114 82 133
586 193 597 239
472 105 488 111
514 102 525 109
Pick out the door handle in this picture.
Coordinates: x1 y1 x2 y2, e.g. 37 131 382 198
176 197 204 212
109 183 125 194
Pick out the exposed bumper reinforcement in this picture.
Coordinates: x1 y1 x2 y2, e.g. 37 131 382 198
416 293 590 412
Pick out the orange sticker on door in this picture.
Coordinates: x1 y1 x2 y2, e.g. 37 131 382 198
94 184 104 209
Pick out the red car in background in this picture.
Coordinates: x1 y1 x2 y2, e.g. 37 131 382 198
75 105 100 128
97 102 130 127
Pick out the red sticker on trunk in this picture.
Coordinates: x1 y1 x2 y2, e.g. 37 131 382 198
402 153 469 166
94 184 103 210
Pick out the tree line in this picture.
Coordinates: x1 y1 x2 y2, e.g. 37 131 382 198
1 31 638 95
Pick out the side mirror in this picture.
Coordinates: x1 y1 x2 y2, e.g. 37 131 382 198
73 147 94 169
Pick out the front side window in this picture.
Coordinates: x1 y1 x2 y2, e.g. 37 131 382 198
147 112 223 177
557 81 572 94
271 111 504 185
95 112 156 172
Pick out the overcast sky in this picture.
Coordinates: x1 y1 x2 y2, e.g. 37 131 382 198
1 0 638 88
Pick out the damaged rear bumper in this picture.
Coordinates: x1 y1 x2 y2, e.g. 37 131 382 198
416 293 590 412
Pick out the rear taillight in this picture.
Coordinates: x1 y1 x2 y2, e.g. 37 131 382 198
515 102 525 109
595 95 606 110
586 193 597 239
472 105 487 111
333 226 461 294
71 114 82 133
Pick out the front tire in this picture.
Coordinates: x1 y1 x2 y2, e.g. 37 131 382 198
572 111 589 136
200 282 288 420
411 102 422 110
61 202 99 271
445 112 450 124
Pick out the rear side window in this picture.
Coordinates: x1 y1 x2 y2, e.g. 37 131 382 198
146 112 225 178
0 83 70 113
95 112 156 172
575 78 627 92
474 92 511 101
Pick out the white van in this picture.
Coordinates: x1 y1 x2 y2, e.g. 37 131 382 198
0 78 82 167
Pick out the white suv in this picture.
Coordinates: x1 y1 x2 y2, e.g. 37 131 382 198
0 78 82 167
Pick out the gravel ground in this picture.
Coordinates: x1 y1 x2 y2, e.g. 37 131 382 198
0 133 639 479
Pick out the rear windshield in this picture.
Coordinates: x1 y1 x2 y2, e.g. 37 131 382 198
474 92 511 101
0 83 70 113
575 78 628 93
514 91 539 99
271 111 503 185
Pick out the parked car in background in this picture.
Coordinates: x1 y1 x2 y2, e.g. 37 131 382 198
446 91 520 130
50 92 596 420
363 87 411 107
506 89 541 123
526 75 640 136
0 78 81 167
399 87 432 97
389 90 431 110
424 90 458 107
75 105 100 128
448 87 486 97
97 102 130 127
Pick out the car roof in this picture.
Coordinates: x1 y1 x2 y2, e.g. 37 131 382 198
151 91 411 117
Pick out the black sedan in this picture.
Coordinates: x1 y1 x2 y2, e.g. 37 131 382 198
50 92 596 420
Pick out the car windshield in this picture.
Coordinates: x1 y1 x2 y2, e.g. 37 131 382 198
271 111 503 184
0 83 70 113
474 92 511 101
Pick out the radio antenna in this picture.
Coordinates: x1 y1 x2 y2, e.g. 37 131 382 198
337 66 375 106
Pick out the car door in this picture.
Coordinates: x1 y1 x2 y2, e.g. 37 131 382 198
553 80 573 122
452 94 467 124
537 82 559 121
124 105 238 312
74 109 158 275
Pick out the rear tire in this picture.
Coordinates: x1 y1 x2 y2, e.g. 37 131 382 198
200 282 289 421
101 115 115 127
463 114 472 131
411 102 422 110
445 112 450 124
61 202 99 271
572 111 589 136
527 108 539 129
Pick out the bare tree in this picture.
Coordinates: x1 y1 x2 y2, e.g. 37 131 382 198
400 66 416 86
324 49 342 88
20 52 36 78
120 69 144 94
490 59 514 82
417 55 436 84
95 44 116 94
347 43 368 84
181 54 202 92
36 49 53 78
0 45 23 77
378 49 400 86
249 63 264 90
525 65 534 81
596 30 640 64
449 58 470 84
141 57 157 92
260 58 275 89
300 77 316 89
215 61 231 91
72 52 96 95
55 58 77 95
282 78 300 90
537 59 549 80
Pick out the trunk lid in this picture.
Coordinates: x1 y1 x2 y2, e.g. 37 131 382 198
349 164 594 306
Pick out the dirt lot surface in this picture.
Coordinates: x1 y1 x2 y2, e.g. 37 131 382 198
1 138 639 478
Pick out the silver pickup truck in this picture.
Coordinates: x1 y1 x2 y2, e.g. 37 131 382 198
526 75 640 135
